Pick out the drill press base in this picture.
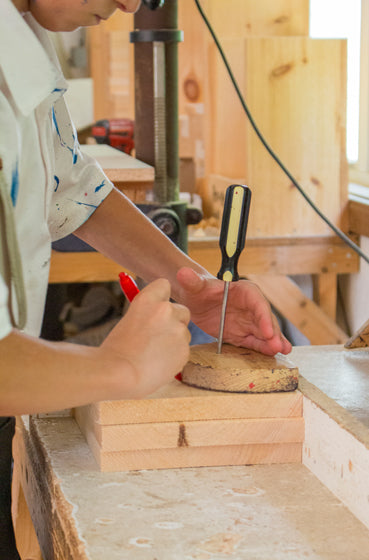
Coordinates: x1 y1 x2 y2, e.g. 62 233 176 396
181 343 299 393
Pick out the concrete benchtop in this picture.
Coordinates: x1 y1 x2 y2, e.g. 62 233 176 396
14 345 369 559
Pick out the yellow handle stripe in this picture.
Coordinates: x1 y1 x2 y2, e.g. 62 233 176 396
222 270 233 282
225 185 244 258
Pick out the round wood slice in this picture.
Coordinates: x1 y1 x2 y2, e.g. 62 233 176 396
181 342 299 393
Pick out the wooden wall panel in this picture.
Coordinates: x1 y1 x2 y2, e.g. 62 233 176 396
88 12 134 120
178 0 310 112
177 0 311 208
87 3 349 240
88 1 310 123
206 37 348 237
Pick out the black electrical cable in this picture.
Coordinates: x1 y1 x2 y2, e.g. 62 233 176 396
194 0 369 266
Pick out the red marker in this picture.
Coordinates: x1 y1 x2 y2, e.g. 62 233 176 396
118 272 183 382
119 272 140 303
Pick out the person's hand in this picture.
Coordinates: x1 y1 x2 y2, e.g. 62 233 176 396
176 267 291 356
101 278 191 397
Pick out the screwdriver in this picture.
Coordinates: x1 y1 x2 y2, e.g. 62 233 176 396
217 184 252 354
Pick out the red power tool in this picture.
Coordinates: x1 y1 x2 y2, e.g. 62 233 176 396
92 118 134 154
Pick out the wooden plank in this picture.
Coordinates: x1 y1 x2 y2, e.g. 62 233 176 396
75 380 302 425
247 274 348 345
312 273 337 321
97 443 302 472
74 376 303 472
74 408 302 472
204 0 310 38
178 0 310 114
344 318 369 348
49 250 126 283
91 417 304 453
348 199 369 237
81 145 154 184
182 343 298 393
206 37 348 237
49 235 359 284
188 236 359 276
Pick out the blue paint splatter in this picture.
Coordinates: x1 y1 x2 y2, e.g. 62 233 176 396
94 180 105 193
52 107 61 138
54 175 60 192
72 133 78 164
52 88 67 94
52 108 78 165
11 163 19 206
71 199 98 210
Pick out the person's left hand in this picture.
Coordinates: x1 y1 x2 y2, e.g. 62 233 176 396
176 267 291 356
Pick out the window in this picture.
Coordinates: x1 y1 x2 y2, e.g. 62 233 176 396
310 0 361 164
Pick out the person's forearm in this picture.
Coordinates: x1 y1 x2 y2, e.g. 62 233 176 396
75 188 211 301
0 330 133 415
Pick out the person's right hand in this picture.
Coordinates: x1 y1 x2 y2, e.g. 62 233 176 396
100 278 191 399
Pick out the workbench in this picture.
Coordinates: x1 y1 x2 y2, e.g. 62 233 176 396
47 144 362 346
81 144 154 195
12 345 369 559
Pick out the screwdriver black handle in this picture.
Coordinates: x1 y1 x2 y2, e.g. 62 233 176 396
217 184 252 283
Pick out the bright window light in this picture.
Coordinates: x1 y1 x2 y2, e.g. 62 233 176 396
310 0 361 163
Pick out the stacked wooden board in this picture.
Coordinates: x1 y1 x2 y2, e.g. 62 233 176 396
74 379 304 472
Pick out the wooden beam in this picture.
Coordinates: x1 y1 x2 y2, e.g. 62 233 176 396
247 274 348 345
348 199 369 237
94 443 302 472
90 417 304 453
49 251 127 283
49 235 359 284
188 236 359 277
312 273 337 321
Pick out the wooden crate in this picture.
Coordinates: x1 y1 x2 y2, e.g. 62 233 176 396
74 379 303 472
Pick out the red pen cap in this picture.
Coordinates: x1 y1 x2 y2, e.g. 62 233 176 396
119 272 140 303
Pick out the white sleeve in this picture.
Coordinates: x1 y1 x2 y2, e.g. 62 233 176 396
47 97 113 242
0 275 12 340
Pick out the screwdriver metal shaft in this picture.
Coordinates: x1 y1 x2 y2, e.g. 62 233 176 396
217 280 230 354
216 184 252 354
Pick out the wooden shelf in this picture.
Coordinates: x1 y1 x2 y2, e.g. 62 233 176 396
49 235 359 284
81 145 154 185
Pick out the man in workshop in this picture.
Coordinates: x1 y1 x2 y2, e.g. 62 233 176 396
0 0 292 557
